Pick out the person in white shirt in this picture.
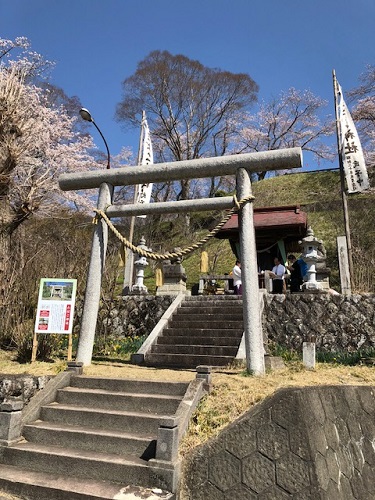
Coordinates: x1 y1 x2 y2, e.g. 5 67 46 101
232 260 242 295
270 256 286 294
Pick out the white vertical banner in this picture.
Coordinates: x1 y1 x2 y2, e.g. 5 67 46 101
134 114 154 217
337 83 370 193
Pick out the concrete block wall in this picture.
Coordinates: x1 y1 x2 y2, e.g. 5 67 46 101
179 385 375 499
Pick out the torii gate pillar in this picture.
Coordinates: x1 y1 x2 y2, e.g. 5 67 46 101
237 168 265 375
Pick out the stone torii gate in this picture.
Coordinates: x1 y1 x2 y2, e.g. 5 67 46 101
59 147 303 375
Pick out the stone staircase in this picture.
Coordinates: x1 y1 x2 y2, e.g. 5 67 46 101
0 374 198 500
144 295 244 369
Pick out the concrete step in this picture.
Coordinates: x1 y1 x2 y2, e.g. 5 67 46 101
1 442 151 486
151 344 238 356
23 421 156 459
177 307 243 315
184 296 243 303
157 335 241 346
167 320 243 329
56 387 182 414
0 464 136 500
161 327 243 338
40 404 162 435
144 353 234 368
69 376 188 397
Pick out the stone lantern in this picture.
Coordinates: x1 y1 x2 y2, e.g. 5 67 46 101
300 227 326 293
131 236 150 295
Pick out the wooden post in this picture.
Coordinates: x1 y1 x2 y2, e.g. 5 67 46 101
31 331 38 363
67 333 73 362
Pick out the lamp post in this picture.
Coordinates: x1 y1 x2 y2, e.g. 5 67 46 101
79 108 110 169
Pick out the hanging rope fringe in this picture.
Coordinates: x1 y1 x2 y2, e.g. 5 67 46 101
93 194 255 261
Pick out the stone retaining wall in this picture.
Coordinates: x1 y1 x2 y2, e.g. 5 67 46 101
75 293 375 353
74 295 174 338
262 293 375 352
179 385 375 499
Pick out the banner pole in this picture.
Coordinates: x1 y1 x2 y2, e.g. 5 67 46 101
123 111 146 294
332 70 353 289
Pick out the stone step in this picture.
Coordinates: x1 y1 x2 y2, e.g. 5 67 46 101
157 335 241 346
1 442 151 486
161 327 243 338
56 387 181 414
0 464 135 500
40 404 162 435
151 344 238 357
173 310 243 319
23 421 156 459
178 302 243 308
144 353 234 368
69 376 188 397
167 320 243 329
184 296 243 302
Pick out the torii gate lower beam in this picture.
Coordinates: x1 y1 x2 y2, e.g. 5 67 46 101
59 148 303 373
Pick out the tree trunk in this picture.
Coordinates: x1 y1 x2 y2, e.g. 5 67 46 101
0 182 16 304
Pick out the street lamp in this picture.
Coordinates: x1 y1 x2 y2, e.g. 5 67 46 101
79 108 110 169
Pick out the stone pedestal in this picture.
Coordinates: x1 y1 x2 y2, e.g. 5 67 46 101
156 262 188 296
264 355 285 371
303 342 316 370
0 399 24 446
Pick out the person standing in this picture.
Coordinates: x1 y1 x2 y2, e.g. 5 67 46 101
270 257 286 294
232 260 242 295
286 254 303 293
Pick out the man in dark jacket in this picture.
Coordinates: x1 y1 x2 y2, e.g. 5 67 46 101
286 254 303 293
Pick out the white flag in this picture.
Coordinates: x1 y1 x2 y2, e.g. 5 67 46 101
134 114 154 217
337 83 370 193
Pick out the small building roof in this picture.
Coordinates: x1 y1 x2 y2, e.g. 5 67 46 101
216 205 308 251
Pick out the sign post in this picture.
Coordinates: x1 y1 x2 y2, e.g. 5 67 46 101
33 278 77 362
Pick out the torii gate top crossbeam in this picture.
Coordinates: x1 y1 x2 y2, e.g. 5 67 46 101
59 147 302 191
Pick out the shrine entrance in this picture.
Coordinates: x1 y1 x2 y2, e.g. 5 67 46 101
58 147 303 375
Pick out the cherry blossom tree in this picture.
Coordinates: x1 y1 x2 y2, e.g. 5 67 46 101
0 37 102 301
348 65 375 168
236 88 335 180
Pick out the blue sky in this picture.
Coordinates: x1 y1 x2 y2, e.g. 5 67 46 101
1 0 374 170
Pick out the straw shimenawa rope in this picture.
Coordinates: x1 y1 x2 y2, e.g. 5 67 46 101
93 194 255 261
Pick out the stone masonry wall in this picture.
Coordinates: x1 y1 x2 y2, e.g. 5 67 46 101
179 385 375 499
262 294 375 352
0 375 53 405
74 295 174 338
74 293 375 353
